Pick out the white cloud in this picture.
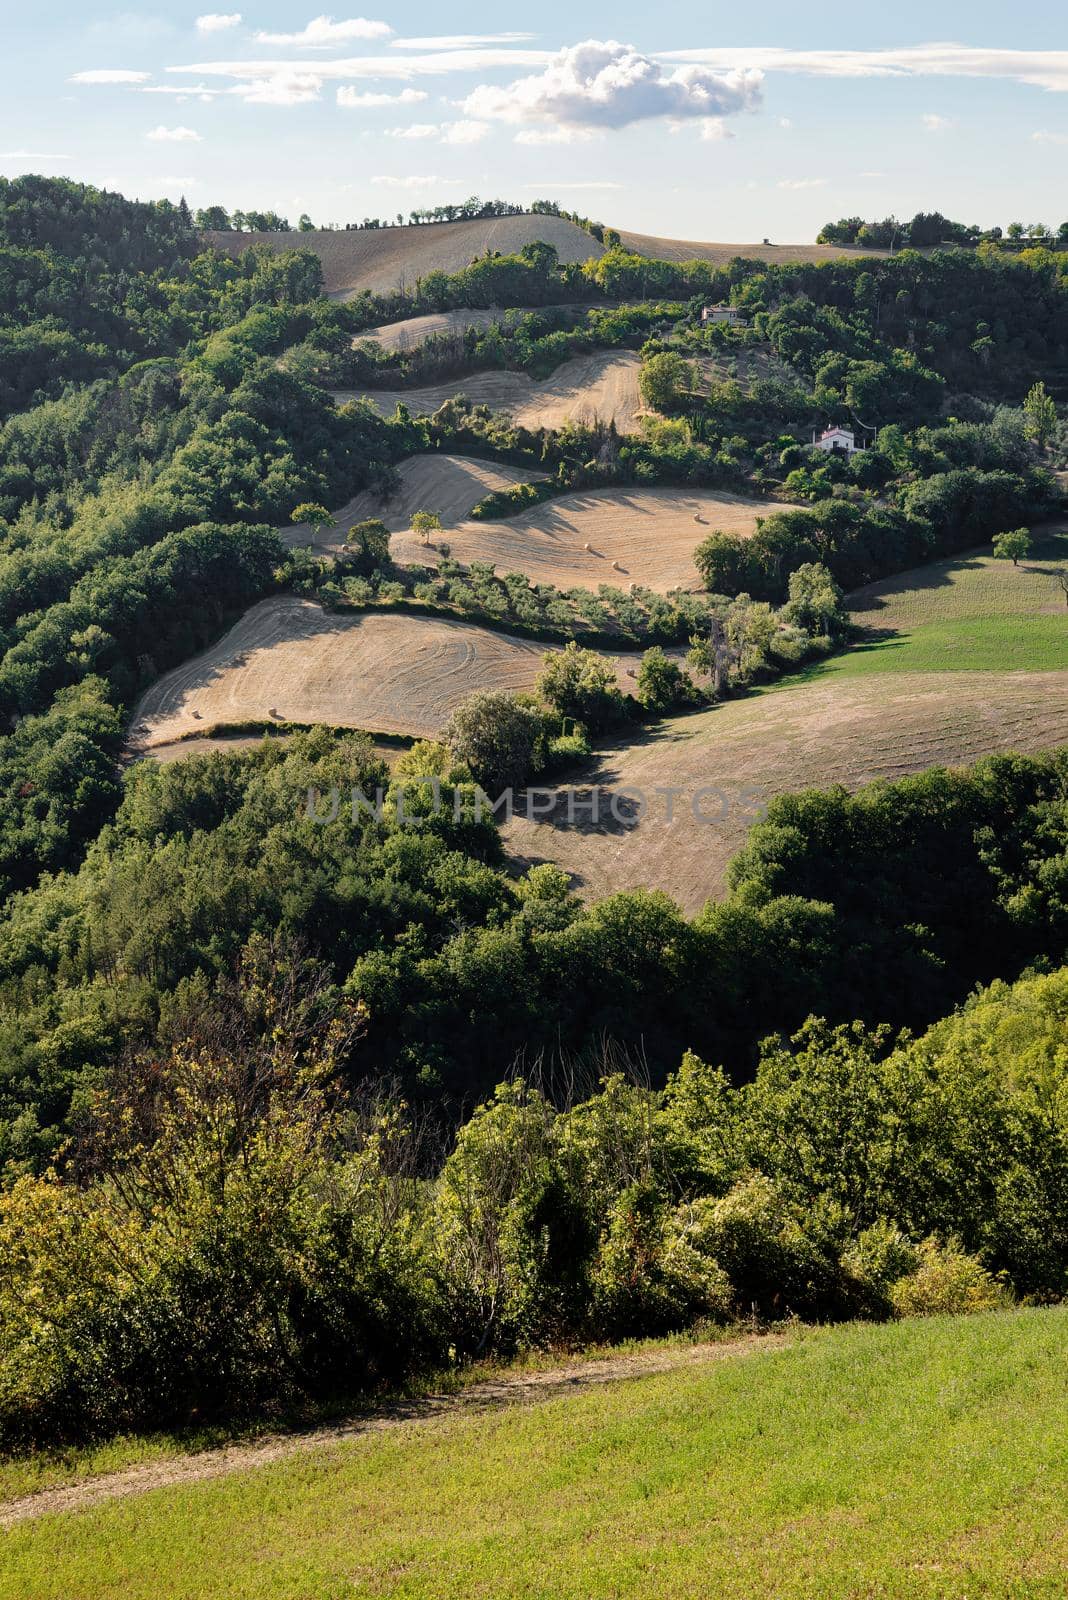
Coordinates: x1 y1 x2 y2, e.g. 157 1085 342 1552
370 174 463 188
921 112 954 132
142 83 220 94
254 15 392 47
1032 129 1068 144
777 177 827 189
337 86 427 107
385 119 489 144
698 118 730 140
514 126 598 145
146 124 203 141
70 68 152 84
195 12 241 31
778 116 793 128
391 34 536 50
660 45 1068 95
385 123 438 139
441 119 488 144
462 39 762 131
234 72 323 104
168 48 554 85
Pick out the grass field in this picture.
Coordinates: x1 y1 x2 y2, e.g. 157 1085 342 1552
3 1309 1067 1598
809 527 1068 679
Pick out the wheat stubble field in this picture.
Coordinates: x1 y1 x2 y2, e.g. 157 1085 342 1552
286 454 778 592
127 599 654 749
503 670 1068 912
334 349 646 434
205 215 875 297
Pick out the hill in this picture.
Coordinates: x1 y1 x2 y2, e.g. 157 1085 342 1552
204 215 882 299
617 227 886 265
205 215 604 298
3 1310 1067 1597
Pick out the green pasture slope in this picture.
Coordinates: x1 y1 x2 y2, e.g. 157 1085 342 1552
805 525 1068 679
3 1308 1068 1599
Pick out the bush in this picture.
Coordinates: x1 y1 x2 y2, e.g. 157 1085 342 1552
890 1239 1009 1318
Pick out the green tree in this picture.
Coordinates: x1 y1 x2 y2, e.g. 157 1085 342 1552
441 690 543 789
639 350 698 415
411 509 443 546
344 517 390 574
536 641 624 730
1023 381 1057 450
291 502 336 534
992 528 1031 566
782 563 849 639
635 647 697 714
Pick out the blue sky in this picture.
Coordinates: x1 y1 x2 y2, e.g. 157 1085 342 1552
3 3 1067 239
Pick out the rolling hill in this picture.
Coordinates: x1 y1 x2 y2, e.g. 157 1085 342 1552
205 214 881 298
205 215 604 298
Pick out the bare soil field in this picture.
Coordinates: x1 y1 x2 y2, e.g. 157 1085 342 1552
617 229 887 265
334 349 645 434
503 671 1068 913
128 599 643 749
205 216 603 297
288 455 780 593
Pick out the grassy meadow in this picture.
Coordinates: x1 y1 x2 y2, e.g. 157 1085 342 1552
4 1309 1068 1599
799 525 1068 679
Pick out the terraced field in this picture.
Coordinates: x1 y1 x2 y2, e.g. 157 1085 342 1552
503 670 1068 912
128 599 646 749
288 454 780 593
334 350 645 434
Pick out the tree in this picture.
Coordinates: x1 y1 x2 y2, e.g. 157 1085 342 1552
344 517 390 574
411 509 442 546
536 641 624 730
291 502 336 535
1007 222 1025 241
635 648 697 715
298 213 315 232
1023 381 1057 450
782 563 849 640
639 350 698 415
441 690 543 790
992 528 1031 566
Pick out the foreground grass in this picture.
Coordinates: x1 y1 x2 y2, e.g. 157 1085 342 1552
799 527 1068 680
4 1308 1068 1598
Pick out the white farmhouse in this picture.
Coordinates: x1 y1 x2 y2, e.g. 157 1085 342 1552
701 303 747 327
813 425 863 455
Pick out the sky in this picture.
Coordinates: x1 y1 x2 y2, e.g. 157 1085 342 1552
2 2 1067 240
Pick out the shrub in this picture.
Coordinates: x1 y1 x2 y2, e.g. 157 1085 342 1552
890 1239 1009 1318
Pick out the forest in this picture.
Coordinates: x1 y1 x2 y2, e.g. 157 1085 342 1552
0 178 1066 1451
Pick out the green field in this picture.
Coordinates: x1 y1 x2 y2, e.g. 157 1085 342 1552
5 1309 1068 1599
801 526 1068 679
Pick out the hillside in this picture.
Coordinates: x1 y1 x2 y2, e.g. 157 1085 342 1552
616 228 886 265
4 1311 1067 1598
205 215 604 297
204 215 881 298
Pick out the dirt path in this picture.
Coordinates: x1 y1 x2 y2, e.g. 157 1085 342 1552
0 1334 777 1528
